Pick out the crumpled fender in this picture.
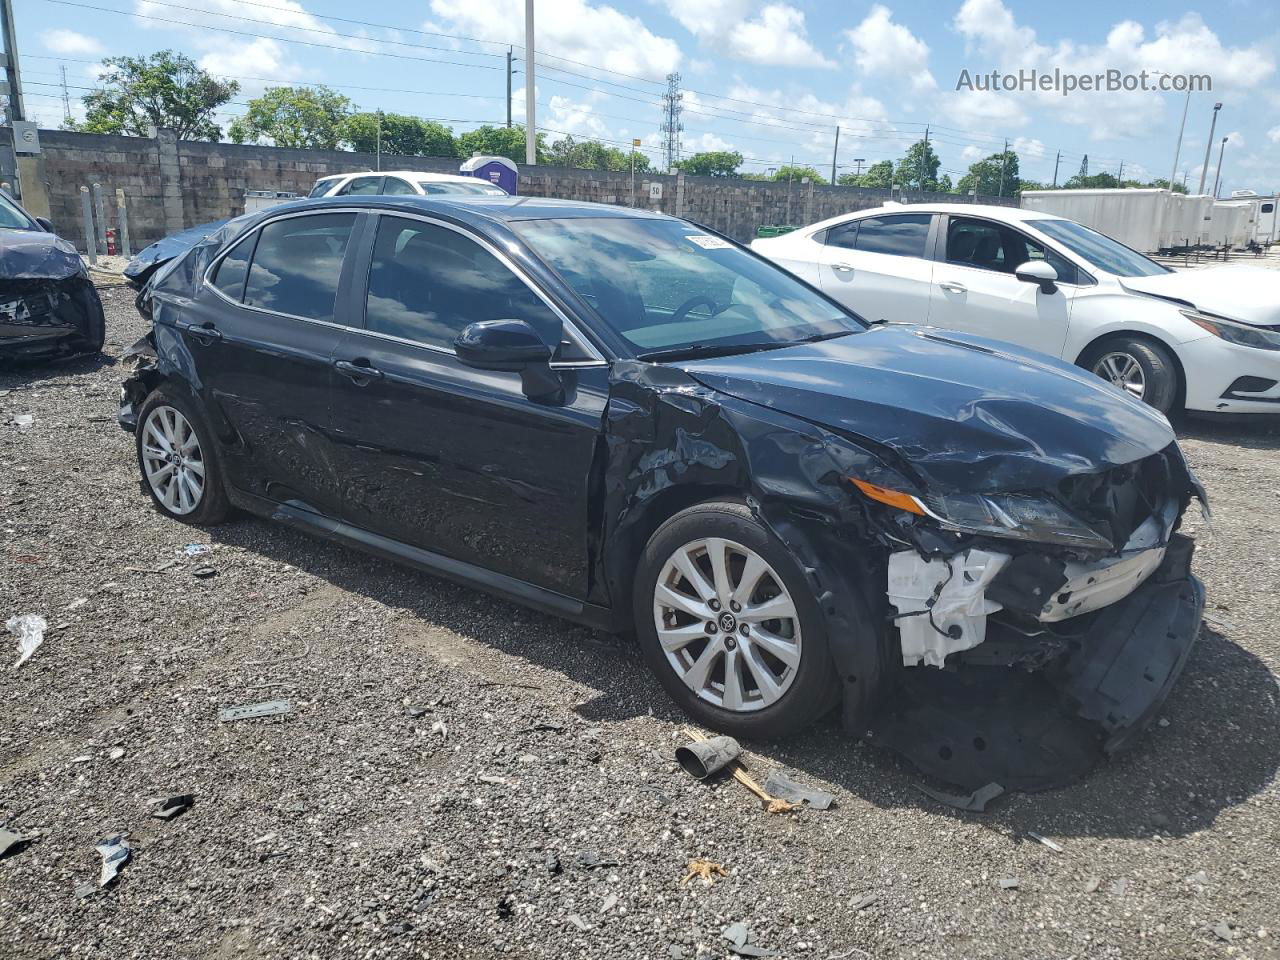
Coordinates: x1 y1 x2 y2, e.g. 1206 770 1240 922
0 229 85 280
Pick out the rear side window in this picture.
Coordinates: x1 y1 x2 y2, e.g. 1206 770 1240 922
211 231 256 300
365 216 563 351
243 213 356 322
855 214 931 257
337 176 383 196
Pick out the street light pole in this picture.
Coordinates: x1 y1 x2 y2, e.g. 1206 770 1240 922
1212 136 1228 199
524 0 536 165
1166 88 1190 195
1197 102 1222 195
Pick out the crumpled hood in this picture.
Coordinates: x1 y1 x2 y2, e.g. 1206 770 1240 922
1121 266 1280 326
124 218 230 279
0 227 84 280
676 325 1176 493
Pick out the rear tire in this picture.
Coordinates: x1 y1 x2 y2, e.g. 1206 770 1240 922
135 387 229 525
633 501 840 739
1081 337 1179 414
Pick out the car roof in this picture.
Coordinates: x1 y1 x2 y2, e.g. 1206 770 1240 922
321 170 489 184
803 202 1054 233
275 194 673 225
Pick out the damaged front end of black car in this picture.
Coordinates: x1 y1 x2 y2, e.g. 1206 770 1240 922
0 196 105 362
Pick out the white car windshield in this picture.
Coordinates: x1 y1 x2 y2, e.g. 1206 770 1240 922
516 216 864 359
1032 219 1171 278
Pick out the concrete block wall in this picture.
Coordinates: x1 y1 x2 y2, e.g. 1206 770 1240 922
35 129 1017 251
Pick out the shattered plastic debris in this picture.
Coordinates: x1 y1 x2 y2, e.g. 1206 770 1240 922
1083 876 1102 893
152 795 194 821
0 828 32 858
107 747 125 761
761 770 835 810
567 914 592 932
7 614 47 669
681 729 800 814
575 850 619 870
916 781 1004 813
1028 831 1063 853
721 923 778 958
191 566 217 579
849 892 878 911
600 893 618 913
218 700 292 723
181 544 211 557
11 414 34 431
681 859 729 887
1214 921 1236 942
431 719 448 740
95 833 131 888
998 877 1020 890
675 735 741 779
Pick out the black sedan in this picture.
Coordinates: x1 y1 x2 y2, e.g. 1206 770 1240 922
119 196 1207 790
0 190 104 360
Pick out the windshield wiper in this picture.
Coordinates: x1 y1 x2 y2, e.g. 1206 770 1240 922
636 341 795 363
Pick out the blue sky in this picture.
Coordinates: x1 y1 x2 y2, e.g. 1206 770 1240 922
14 0 1280 193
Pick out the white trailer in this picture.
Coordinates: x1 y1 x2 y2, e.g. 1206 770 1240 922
1164 193 1214 249
1020 188 1171 252
1206 201 1253 248
1255 197 1278 245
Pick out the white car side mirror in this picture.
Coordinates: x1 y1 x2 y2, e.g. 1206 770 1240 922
1015 260 1058 294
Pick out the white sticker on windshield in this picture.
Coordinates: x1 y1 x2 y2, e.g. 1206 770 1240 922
685 234 732 250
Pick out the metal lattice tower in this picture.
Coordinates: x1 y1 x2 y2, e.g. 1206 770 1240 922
660 72 683 173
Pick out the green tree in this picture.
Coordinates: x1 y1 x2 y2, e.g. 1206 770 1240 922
229 86 352 149
956 150 1021 197
340 112 455 157
1148 177 1188 194
78 50 238 141
456 125 546 165
894 139 942 191
544 135 650 172
838 159 893 188
674 150 743 177
1062 171 1120 190
771 164 827 185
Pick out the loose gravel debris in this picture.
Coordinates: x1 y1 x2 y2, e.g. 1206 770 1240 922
1 287 1279 958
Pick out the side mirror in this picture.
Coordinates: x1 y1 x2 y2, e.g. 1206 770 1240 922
455 319 552 371
1015 260 1058 294
34 216 54 233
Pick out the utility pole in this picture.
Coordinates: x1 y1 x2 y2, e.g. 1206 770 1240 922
60 65 71 125
997 138 1008 198
919 125 929 191
505 48 512 129
630 137 639 207
375 110 382 170
1212 136 1228 198
524 0 536 165
1052 150 1060 188
0 0 27 199
853 158 864 177
1197 101 1222 195
660 72 683 173
1167 87 1190 195
1117 160 1124 183
830 125 839 185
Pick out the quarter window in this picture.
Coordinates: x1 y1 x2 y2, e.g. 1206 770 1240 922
211 231 256 301
825 221 859 250
854 214 931 257
382 177 418 196
364 216 565 353
242 213 356 322
337 176 384 196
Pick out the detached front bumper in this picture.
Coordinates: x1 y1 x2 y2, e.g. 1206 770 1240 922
874 535 1204 794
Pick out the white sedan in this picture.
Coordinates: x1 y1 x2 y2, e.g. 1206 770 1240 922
751 203 1280 414
307 170 508 198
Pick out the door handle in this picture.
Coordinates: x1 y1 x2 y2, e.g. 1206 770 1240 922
831 262 855 273
184 321 222 344
937 281 967 294
334 358 384 383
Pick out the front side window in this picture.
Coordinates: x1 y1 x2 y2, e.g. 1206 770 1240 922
211 231 256 301
946 217 1079 284
1032 218 1170 277
854 214 931 258
337 176 384 196
365 216 564 352
242 213 356 322
515 217 864 357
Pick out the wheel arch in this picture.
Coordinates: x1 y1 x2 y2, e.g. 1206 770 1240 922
1073 329 1187 411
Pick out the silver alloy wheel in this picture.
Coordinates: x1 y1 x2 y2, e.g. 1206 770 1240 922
141 405 206 516
1094 351 1147 399
653 537 802 712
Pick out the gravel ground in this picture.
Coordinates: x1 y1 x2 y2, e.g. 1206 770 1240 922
1 286 1278 960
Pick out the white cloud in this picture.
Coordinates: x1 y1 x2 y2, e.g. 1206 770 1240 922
1012 136 1045 159
544 94 612 141
1269 126 1280 144
40 29 105 56
197 38 305 93
431 0 680 81
726 4 833 69
1224 130 1245 147
663 0 752 40
948 1 1276 140
961 144 986 163
846 6 934 91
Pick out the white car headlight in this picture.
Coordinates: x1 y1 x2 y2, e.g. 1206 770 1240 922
1182 310 1280 352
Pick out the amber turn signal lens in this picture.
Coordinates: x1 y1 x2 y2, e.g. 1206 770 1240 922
850 478 924 515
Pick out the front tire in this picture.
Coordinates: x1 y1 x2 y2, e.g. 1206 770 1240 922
1082 337 1179 413
633 501 839 739
135 387 229 525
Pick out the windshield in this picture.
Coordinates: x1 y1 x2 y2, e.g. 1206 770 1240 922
515 217 864 358
419 180 506 196
1032 218 1170 277
0 191 35 229
308 179 339 198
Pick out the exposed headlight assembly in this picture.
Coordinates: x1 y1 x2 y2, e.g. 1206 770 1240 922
851 478 1113 550
1182 309 1280 352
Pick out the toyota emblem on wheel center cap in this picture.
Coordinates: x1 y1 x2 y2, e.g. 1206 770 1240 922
718 611 737 633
